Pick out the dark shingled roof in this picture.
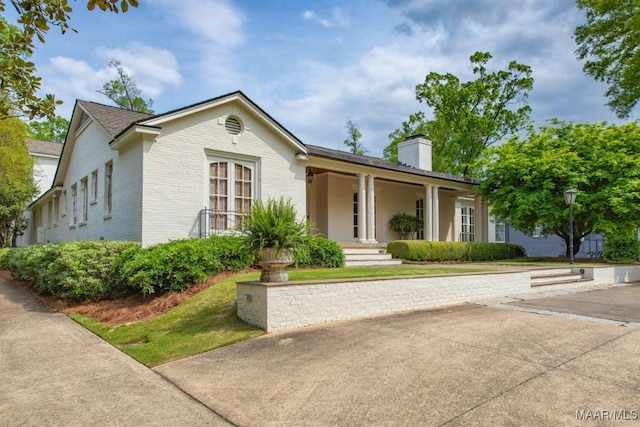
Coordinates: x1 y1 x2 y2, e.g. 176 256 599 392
307 144 478 185
77 100 153 138
28 139 63 156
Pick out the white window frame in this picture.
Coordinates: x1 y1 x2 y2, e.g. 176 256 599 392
70 184 77 227
104 161 113 218
461 206 475 242
80 177 88 224
207 156 256 232
495 222 506 242
91 169 98 204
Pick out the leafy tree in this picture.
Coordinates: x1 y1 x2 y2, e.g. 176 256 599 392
384 52 533 177
574 0 640 119
28 115 69 142
0 0 138 120
477 120 640 257
98 59 153 113
0 117 37 247
343 119 367 155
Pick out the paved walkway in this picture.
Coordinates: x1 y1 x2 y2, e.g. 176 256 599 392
3 276 640 426
0 278 229 426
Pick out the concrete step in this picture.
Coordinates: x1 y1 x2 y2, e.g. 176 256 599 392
345 259 404 267
530 268 590 287
344 254 394 261
342 248 387 255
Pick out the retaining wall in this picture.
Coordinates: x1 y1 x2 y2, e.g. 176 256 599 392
237 265 640 332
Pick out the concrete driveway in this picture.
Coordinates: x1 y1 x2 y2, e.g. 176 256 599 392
156 293 640 426
4 274 640 426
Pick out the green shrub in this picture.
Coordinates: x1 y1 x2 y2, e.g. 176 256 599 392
242 197 310 253
112 235 253 296
386 240 525 262
293 235 345 268
388 212 423 240
0 247 10 268
3 241 139 302
603 235 640 263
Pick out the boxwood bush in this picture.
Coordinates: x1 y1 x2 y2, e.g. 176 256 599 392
3 241 139 301
386 240 525 262
603 235 640 263
292 235 345 268
111 235 254 296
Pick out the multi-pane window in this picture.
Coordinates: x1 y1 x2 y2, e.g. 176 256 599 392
104 161 113 216
416 199 424 240
532 225 543 238
495 223 506 242
209 160 254 231
71 184 77 226
80 177 88 222
353 192 358 238
91 169 98 203
461 206 475 242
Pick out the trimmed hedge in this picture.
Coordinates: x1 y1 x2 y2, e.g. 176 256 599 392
3 241 139 301
387 240 526 262
111 235 254 296
603 235 640 263
292 235 345 268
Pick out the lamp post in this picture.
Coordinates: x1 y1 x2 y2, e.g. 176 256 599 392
564 188 577 264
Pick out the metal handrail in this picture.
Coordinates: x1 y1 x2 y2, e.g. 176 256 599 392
198 209 249 238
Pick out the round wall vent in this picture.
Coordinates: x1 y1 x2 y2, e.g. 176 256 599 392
225 116 242 135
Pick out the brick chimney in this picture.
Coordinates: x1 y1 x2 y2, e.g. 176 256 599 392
397 135 432 171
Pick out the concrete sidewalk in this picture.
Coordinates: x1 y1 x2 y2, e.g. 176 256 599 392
0 278 229 426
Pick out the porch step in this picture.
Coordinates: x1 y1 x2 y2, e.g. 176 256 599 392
341 245 403 267
530 268 591 287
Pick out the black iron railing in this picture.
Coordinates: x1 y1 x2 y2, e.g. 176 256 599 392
198 209 248 238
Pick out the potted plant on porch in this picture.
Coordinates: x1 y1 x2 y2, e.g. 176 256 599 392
242 197 310 282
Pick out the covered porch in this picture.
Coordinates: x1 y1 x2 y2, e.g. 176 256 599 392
303 142 486 245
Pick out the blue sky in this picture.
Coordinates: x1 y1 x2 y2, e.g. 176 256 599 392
8 0 626 156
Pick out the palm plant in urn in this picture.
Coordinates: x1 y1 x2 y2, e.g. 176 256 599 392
242 197 309 282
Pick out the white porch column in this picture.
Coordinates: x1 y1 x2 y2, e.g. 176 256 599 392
424 184 433 241
367 174 377 243
432 185 440 241
358 174 367 243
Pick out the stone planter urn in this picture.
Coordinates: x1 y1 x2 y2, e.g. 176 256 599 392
257 248 294 282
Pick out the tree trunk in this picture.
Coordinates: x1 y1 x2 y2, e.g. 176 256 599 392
563 235 582 258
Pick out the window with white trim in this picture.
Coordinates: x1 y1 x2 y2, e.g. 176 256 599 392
461 206 475 242
209 159 255 231
91 169 98 203
70 184 77 226
80 177 88 223
495 223 506 242
416 199 424 240
104 161 113 216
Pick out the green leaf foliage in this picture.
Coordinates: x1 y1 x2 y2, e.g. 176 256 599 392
603 233 640 263
0 1 138 120
385 51 533 177
388 212 423 240
111 235 253 296
575 0 640 119
3 241 139 301
386 240 525 262
477 120 640 256
242 197 310 253
28 115 69 142
0 118 37 247
292 235 345 268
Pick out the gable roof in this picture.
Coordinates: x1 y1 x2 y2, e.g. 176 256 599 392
76 100 153 138
28 139 63 157
307 145 478 185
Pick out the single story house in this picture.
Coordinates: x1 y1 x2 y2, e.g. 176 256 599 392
24 91 487 247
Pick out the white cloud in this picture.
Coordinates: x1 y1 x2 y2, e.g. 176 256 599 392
302 7 350 28
147 0 245 47
41 43 182 117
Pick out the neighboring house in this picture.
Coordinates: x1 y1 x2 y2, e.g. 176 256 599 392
23 91 486 247
487 220 605 258
29 139 63 199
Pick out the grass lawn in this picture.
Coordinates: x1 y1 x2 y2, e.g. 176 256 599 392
72 266 493 367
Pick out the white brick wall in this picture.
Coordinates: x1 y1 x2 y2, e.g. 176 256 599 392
237 265 640 332
140 100 306 247
238 271 531 332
